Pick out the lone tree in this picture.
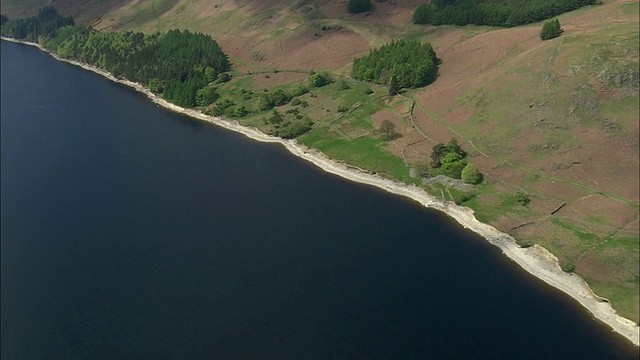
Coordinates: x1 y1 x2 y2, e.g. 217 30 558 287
379 120 399 140
461 163 483 184
540 19 563 40
388 75 400 96
347 0 372 14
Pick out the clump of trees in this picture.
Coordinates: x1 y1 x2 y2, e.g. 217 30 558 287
431 139 483 184
540 19 563 40
431 138 466 168
309 72 331 88
274 118 314 139
258 88 292 110
352 40 439 90
196 85 220 107
1 8 230 109
0 6 73 41
206 98 236 117
262 108 314 139
412 0 595 28
347 0 372 14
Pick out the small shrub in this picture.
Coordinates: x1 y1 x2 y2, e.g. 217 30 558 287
233 104 248 117
562 261 576 273
515 191 531 206
267 110 283 125
252 52 265 61
216 98 235 110
291 85 309 97
217 73 231 84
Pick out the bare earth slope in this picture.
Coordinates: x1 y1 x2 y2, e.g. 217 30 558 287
2 0 638 327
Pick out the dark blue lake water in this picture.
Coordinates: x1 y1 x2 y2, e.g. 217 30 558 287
1 40 637 359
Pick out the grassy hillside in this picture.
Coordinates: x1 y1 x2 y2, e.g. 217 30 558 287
2 0 638 322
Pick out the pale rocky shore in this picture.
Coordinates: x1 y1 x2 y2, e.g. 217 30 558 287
3 36 638 347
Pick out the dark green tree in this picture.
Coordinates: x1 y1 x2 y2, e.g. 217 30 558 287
430 143 448 168
412 4 434 24
388 75 400 96
411 0 594 28
347 0 372 14
0 6 73 41
196 85 219 106
446 138 467 158
431 138 470 175
540 19 563 40
217 73 231 83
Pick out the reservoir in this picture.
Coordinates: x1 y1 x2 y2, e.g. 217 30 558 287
1 40 637 358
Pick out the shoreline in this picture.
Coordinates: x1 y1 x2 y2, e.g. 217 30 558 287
3 36 638 347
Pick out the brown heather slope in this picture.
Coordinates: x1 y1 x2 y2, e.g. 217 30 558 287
1 0 638 322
